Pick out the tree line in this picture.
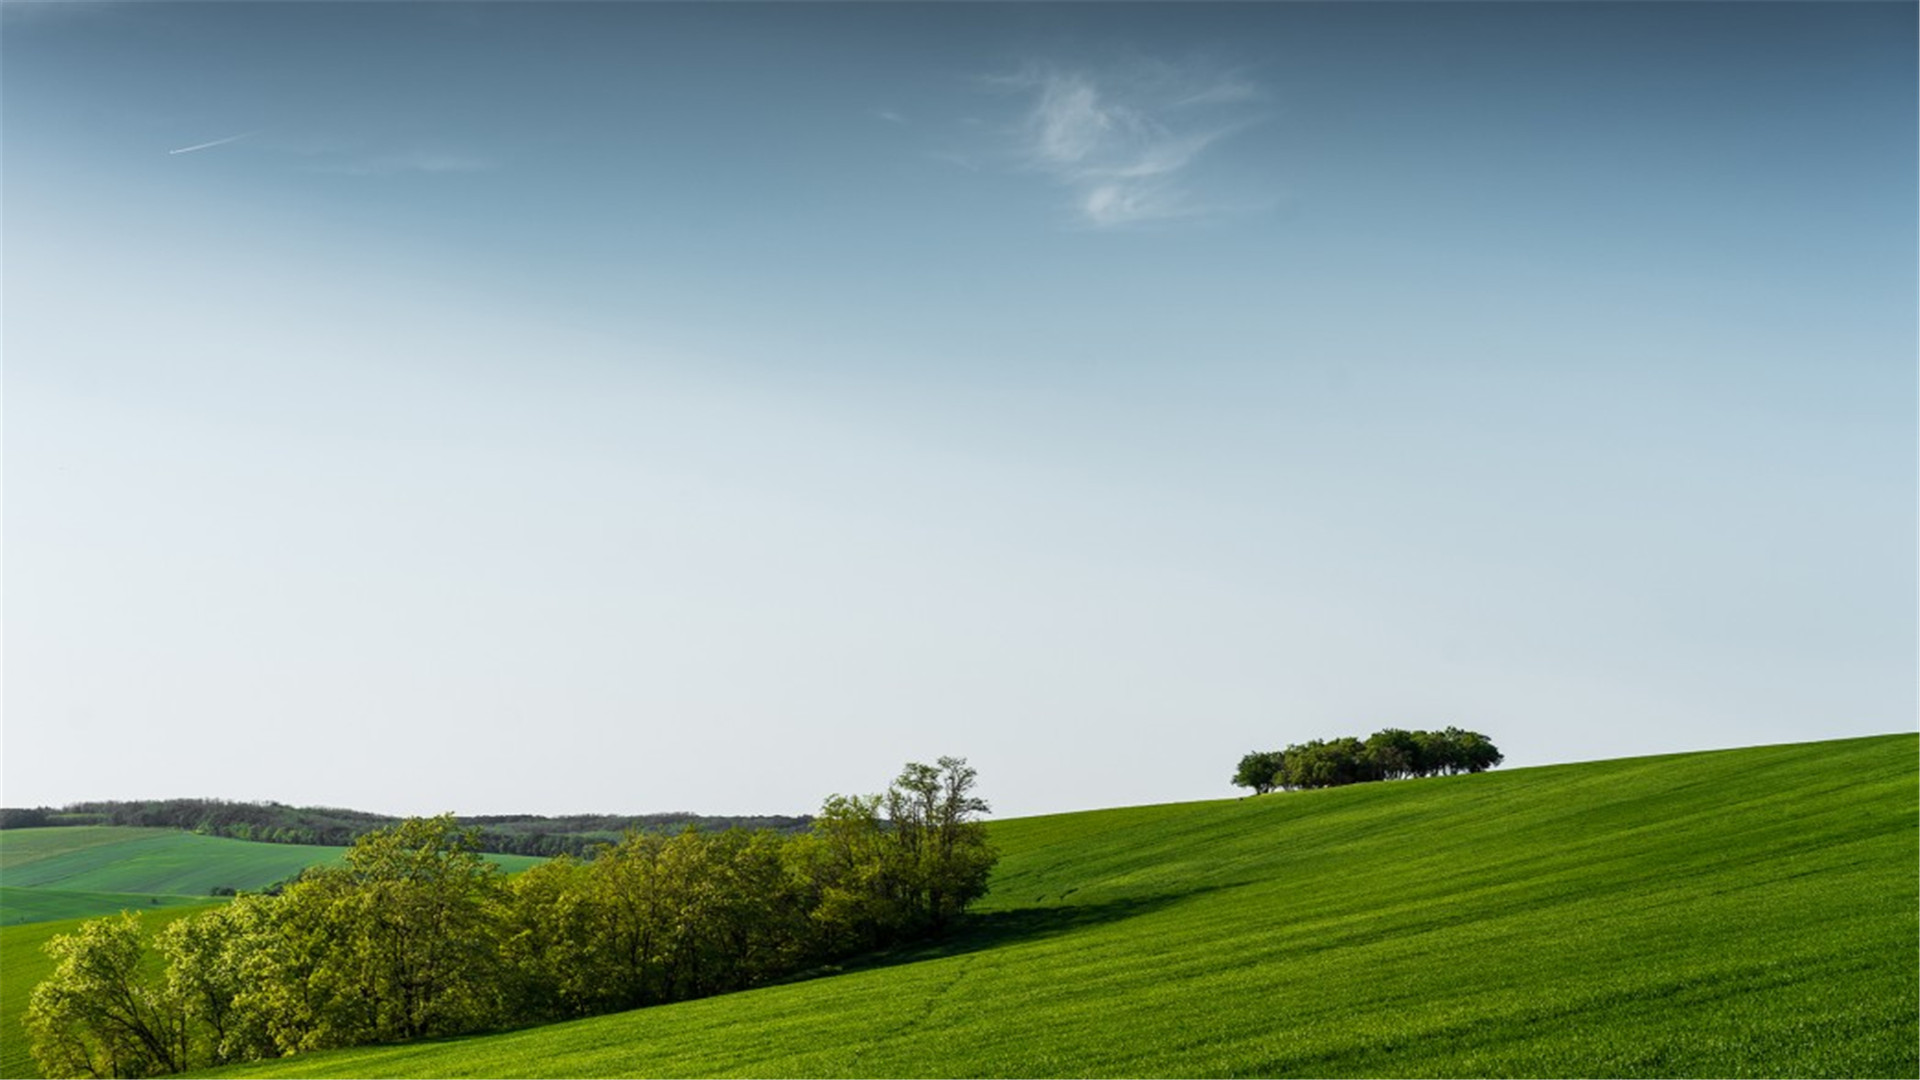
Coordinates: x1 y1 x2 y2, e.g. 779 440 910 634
25 758 994 1080
0 800 811 858
1233 727 1503 794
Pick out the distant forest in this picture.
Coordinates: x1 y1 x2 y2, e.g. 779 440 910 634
0 800 811 857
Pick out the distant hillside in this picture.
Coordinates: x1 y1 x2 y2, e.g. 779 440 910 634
0 800 811 857
197 733 1916 1079
0 826 546 926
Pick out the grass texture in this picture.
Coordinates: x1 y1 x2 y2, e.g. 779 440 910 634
0 886 218 926
190 733 1915 1079
0 830 351 901
0 827 166 871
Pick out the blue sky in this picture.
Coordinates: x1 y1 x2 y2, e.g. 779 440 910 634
4 2 1913 818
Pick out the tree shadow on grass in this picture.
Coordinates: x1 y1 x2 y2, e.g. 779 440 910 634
275 887 1247 1061
773 883 1243 985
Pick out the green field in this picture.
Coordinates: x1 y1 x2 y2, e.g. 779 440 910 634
0 826 166 869
0 827 546 926
0 828 353 901
0 886 218 925
184 733 1915 1079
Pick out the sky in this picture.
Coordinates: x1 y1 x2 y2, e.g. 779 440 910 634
3 2 1913 821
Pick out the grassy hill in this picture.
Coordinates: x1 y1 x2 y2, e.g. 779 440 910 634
0 886 219 925
0 827 547 926
0 825 164 867
180 732 1914 1079
1 827 353 901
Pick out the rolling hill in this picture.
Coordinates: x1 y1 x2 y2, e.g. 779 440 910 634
175 732 1913 1079
0 827 546 926
1 827 353 902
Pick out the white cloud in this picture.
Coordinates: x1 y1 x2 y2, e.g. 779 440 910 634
167 132 256 156
994 60 1262 228
1030 75 1127 165
1082 183 1189 228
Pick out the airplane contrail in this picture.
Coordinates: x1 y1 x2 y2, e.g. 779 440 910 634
167 131 255 155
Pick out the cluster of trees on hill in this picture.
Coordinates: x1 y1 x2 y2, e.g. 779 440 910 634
1233 727 1503 794
25 758 993 1080
0 800 810 857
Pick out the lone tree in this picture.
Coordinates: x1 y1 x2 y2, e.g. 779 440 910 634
1232 750 1288 795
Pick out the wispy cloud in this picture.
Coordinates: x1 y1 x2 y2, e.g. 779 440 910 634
168 131 255 156
989 59 1263 228
162 129 497 177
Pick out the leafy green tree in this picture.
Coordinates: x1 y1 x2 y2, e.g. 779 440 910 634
884 756 996 933
498 854 594 1019
227 814 510 1051
223 869 352 1054
1468 736 1504 773
1280 739 1350 788
1232 750 1287 794
26 912 187 1079
501 826 814 1019
646 828 724 1001
1363 729 1420 781
1440 726 1503 774
332 814 508 1040
792 793 897 954
587 830 678 1009
155 899 275 1067
1411 729 1454 777
688 828 810 992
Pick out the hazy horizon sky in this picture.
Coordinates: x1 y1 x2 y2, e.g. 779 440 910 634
4 2 1914 820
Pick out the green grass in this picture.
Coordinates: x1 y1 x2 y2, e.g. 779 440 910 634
0 826 170 871
0 905 221 1080
194 733 1916 1079
0 831 352 898
0 829 547 925
0 886 220 926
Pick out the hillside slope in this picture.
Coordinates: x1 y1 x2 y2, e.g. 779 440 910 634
0 886 216 926
178 733 1918 1078
0 829 353 898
